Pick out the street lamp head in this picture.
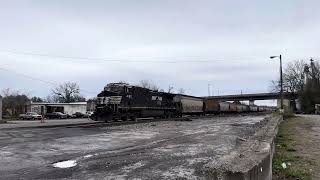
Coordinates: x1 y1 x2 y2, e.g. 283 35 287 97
270 56 278 59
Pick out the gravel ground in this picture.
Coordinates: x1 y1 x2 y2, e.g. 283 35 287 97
0 114 270 180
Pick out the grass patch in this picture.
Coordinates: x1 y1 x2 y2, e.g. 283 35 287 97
272 117 312 180
283 109 295 119
273 155 310 179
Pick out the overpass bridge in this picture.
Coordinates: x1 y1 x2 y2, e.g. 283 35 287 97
204 92 298 106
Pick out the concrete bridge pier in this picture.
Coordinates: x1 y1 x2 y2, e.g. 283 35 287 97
277 98 295 112
249 100 255 106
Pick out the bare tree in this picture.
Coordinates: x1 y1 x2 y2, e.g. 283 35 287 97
300 59 320 113
178 88 185 94
1 88 29 116
168 86 174 93
271 59 320 113
1 88 12 97
308 59 320 87
30 96 43 102
51 82 85 103
271 59 306 94
138 80 159 91
1 88 19 97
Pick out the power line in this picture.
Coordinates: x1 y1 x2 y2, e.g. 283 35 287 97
0 49 262 63
0 66 58 85
0 66 97 95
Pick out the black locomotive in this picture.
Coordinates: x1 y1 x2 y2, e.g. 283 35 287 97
91 83 177 122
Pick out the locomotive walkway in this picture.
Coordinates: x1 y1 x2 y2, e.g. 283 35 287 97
0 114 280 180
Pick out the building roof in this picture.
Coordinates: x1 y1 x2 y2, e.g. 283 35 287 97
30 102 87 105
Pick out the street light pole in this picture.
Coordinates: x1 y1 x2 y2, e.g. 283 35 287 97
270 55 284 110
279 55 283 110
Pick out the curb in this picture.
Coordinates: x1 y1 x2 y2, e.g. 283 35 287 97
202 115 283 180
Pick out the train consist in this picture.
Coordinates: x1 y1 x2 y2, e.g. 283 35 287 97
91 83 275 122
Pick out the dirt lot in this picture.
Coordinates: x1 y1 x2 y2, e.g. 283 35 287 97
273 114 320 180
0 114 270 180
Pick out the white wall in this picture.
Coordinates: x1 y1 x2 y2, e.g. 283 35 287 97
29 103 87 115
30 105 44 114
63 104 87 115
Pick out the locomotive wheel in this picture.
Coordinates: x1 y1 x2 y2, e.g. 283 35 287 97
121 115 128 121
130 116 137 121
104 114 113 122
96 113 112 122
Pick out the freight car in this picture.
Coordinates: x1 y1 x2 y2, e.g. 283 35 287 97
203 99 220 114
91 83 176 122
204 100 260 114
250 105 258 112
174 95 204 116
219 102 230 112
229 103 238 112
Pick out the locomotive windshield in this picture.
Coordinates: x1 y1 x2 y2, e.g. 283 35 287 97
104 83 128 93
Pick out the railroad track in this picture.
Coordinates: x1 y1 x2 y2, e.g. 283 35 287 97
3 112 269 130
65 112 269 129
65 117 192 128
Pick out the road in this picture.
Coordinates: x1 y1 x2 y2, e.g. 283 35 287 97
0 118 94 129
0 114 269 180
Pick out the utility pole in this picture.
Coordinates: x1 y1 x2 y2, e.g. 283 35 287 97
211 84 214 96
270 55 284 110
280 55 283 110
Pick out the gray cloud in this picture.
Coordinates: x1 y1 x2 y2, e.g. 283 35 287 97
1 0 319 106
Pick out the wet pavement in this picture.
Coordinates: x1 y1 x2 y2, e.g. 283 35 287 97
0 114 269 180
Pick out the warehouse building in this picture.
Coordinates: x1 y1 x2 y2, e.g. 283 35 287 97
27 102 87 115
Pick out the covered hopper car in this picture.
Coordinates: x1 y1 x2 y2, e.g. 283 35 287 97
174 95 204 116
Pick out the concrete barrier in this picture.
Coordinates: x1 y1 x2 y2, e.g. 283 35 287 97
202 115 282 180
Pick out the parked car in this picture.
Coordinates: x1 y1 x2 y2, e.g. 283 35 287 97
66 114 77 119
19 112 42 120
45 112 68 119
73 112 86 118
86 111 94 118
2 112 11 119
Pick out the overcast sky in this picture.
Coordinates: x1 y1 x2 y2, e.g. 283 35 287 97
1 1 319 105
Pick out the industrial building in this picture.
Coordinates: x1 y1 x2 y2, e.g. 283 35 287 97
27 102 87 115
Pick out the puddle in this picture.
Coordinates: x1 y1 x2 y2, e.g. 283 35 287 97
84 154 93 158
53 160 77 168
